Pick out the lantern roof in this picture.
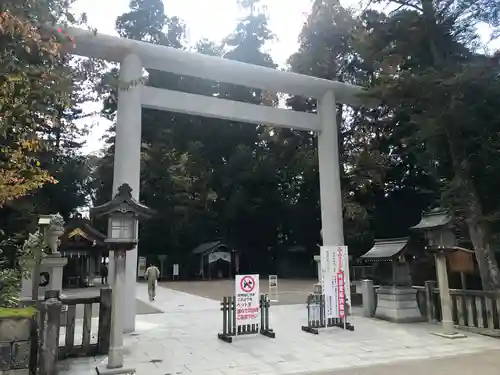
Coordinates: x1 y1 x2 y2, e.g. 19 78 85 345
90 183 156 220
410 208 452 232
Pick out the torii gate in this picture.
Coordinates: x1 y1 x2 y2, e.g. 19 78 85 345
66 27 366 332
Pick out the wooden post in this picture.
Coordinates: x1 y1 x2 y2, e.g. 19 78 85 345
425 280 437 323
40 291 62 375
98 288 112 354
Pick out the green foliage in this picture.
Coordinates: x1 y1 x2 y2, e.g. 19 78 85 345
0 307 36 318
0 231 38 307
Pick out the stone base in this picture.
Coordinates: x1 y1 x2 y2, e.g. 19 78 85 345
95 365 136 375
375 286 424 323
431 331 466 339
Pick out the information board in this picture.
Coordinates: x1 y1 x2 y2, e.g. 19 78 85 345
137 257 147 278
268 275 278 302
235 274 260 329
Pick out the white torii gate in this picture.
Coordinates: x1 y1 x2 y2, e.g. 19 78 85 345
66 27 365 333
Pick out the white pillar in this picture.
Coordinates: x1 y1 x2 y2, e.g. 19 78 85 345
317 90 344 247
110 53 143 333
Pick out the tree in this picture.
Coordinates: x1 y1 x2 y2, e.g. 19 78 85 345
364 0 500 289
0 0 102 252
0 0 101 303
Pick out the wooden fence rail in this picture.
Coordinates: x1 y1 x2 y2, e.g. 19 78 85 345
58 288 112 358
301 293 354 334
35 288 112 375
414 283 500 336
218 294 275 343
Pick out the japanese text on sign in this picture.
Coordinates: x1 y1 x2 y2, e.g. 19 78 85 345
321 246 350 319
235 274 260 328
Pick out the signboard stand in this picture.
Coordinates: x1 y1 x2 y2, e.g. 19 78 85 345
302 246 355 334
217 274 276 343
268 275 278 302
301 292 354 334
172 263 179 280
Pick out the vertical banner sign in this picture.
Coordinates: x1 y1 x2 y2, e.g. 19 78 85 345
337 245 350 315
335 246 350 319
235 274 260 331
321 245 350 319
320 246 339 318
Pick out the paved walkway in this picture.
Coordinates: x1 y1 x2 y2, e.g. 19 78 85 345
59 283 500 375
161 279 313 305
310 350 500 375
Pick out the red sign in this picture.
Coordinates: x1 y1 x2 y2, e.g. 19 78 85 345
337 271 345 319
240 275 255 293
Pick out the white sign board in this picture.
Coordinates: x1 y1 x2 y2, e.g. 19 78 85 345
137 257 147 278
268 275 278 302
235 274 260 328
172 263 179 276
320 246 350 319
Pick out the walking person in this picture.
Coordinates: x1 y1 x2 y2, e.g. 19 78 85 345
145 263 160 301
100 263 108 285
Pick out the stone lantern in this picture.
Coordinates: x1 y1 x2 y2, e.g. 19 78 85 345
410 208 466 339
91 183 155 374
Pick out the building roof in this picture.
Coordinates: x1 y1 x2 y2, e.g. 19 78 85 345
410 208 452 231
59 218 107 248
191 241 231 255
360 238 409 260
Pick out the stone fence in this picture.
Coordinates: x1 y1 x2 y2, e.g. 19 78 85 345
360 280 500 336
0 312 35 375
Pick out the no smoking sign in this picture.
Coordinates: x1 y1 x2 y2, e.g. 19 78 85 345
240 275 255 292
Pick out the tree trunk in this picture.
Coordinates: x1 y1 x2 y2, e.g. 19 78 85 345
467 215 500 290
446 127 500 290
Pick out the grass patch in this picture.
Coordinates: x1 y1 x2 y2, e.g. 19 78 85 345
0 306 36 319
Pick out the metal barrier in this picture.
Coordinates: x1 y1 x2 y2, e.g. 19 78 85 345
301 293 354 334
218 294 275 343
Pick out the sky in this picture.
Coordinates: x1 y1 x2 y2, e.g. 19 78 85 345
73 0 312 154
72 0 499 154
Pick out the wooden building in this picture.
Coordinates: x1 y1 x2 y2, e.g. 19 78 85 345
59 216 108 288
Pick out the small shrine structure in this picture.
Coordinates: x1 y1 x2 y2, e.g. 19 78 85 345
360 237 423 322
59 214 108 288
